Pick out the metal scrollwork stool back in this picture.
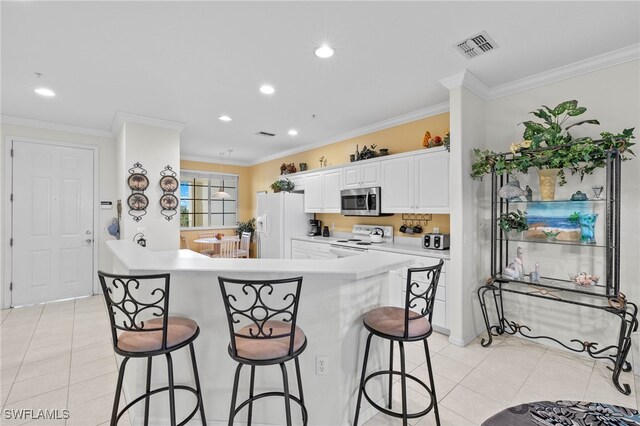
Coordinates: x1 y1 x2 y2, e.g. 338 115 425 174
353 260 444 426
98 271 206 426
218 276 308 426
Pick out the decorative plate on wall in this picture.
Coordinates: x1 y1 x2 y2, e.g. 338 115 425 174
128 162 148 222
159 194 178 210
127 173 149 191
127 193 149 211
159 175 179 192
159 165 179 221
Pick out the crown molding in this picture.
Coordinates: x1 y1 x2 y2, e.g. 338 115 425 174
180 154 251 167
487 43 640 100
110 111 185 136
439 69 490 99
1 115 113 139
247 102 449 166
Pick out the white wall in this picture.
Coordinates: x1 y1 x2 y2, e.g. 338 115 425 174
117 122 180 250
477 61 640 351
1 123 117 307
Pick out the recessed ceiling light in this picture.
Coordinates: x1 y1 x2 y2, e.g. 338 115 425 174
315 44 334 59
259 84 275 95
288 129 298 136
35 87 55 97
218 115 232 122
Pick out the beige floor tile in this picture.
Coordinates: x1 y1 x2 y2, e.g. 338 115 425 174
428 354 473 383
0 351 27 371
540 347 594 372
26 333 73 352
71 341 114 366
459 367 523 404
68 371 118 408
440 385 507 425
414 405 478 426
21 343 70 365
1 309 12 322
438 341 494 368
406 365 457 402
393 342 429 366
524 360 592 401
2 388 68 426
509 383 547 406
6 368 69 404
425 333 450 354
66 393 126 426
583 364 637 408
15 353 71 383
392 354 419 374
1 365 20 406
69 355 117 384
475 343 545 385
72 331 111 350
362 412 404 426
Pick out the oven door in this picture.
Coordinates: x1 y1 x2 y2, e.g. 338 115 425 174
341 187 381 216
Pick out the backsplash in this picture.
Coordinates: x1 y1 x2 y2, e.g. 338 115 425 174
315 213 450 237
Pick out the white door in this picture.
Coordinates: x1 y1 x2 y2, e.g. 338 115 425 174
11 141 94 306
360 162 380 187
342 165 360 189
304 172 323 213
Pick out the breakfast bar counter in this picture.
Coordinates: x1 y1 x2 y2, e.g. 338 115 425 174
105 240 412 426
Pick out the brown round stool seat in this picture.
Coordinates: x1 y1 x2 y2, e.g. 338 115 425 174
364 306 431 338
234 320 306 361
117 316 198 353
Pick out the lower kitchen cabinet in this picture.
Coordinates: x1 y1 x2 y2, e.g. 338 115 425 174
291 239 337 259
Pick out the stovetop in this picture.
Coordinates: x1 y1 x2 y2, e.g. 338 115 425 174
330 225 393 249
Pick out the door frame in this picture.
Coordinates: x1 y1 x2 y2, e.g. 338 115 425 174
3 136 100 308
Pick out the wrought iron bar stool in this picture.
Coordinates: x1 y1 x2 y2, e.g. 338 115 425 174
353 261 444 426
218 276 308 426
98 271 207 426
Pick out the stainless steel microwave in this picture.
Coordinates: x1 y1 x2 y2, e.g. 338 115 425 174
340 187 391 216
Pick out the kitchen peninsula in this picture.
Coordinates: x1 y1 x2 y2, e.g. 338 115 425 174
106 240 413 426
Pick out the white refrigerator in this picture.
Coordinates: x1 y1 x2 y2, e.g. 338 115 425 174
256 192 312 259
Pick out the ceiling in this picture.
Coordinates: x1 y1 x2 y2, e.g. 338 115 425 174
2 2 639 164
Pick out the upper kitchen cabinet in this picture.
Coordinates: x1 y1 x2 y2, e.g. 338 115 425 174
303 169 342 213
342 161 380 189
380 148 449 214
380 156 415 212
290 174 306 192
414 150 449 214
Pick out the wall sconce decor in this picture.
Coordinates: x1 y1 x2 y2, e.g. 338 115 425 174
159 165 179 221
127 162 149 222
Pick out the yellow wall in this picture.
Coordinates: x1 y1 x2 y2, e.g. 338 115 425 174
248 112 451 236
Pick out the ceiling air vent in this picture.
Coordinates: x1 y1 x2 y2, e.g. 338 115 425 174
454 31 498 59
256 131 276 137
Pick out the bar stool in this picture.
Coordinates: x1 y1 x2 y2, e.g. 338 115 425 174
98 271 207 426
353 261 444 426
218 276 308 426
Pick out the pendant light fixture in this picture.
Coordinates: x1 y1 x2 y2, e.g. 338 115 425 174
212 149 233 200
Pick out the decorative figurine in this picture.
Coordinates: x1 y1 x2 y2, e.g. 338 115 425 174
503 246 525 280
498 177 526 202
529 263 540 283
591 185 604 200
525 185 533 202
570 190 588 201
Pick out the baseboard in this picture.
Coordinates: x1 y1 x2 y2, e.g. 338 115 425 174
448 329 481 347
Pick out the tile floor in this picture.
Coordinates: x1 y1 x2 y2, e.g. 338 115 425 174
1 296 638 426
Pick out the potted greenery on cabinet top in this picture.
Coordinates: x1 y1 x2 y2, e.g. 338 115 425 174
471 100 635 200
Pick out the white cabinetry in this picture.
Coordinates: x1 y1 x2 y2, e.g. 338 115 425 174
380 149 449 214
303 170 341 213
290 175 306 192
342 162 380 189
291 239 337 259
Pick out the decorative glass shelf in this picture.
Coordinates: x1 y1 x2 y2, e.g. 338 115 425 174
494 273 611 298
495 199 606 204
498 235 606 248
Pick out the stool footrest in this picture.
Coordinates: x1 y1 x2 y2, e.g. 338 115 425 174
116 385 201 426
233 391 308 425
361 370 435 419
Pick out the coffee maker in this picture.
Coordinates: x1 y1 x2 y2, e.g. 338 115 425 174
308 219 322 236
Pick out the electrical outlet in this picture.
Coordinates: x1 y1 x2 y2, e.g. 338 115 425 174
433 227 440 233
316 356 328 376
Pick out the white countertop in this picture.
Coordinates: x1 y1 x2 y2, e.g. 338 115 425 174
106 240 413 280
291 235 451 260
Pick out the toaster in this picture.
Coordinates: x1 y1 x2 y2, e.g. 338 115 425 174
422 233 450 250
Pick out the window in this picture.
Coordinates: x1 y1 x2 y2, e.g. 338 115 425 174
180 170 238 228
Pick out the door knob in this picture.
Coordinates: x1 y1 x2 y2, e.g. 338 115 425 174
85 238 93 244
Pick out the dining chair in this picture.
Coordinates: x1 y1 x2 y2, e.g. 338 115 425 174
180 235 190 250
236 232 251 258
218 238 240 258
198 232 217 257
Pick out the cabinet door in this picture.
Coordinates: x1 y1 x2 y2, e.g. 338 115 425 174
360 161 380 187
322 170 342 213
291 248 308 259
342 165 360 189
380 156 414 213
304 173 323 213
415 151 450 213
290 175 306 192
